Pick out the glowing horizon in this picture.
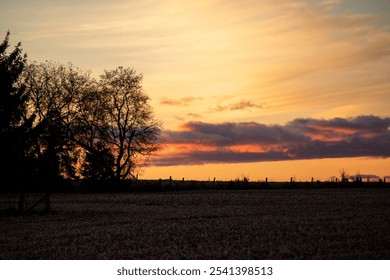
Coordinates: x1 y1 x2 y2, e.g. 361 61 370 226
142 157 390 182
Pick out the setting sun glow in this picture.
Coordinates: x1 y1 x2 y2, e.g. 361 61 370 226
2 0 389 181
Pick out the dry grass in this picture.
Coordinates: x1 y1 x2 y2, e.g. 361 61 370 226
1 188 389 259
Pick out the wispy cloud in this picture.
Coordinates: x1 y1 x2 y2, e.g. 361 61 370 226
152 115 390 166
2 0 390 130
212 99 263 112
160 97 202 106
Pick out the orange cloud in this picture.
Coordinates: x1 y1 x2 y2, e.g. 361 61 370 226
152 115 390 166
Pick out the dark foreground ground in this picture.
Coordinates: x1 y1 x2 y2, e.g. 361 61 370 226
1 188 389 259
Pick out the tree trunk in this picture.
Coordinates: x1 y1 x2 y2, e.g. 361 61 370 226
45 192 51 213
17 193 25 213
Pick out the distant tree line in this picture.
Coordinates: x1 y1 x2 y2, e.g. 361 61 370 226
0 32 161 194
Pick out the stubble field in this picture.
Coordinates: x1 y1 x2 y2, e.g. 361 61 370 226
1 187 389 259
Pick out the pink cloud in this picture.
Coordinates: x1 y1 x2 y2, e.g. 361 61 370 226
152 115 390 166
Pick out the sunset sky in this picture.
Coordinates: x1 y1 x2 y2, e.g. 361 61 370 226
1 0 390 181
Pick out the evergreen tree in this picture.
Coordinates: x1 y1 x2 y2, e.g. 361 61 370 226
0 31 35 193
81 142 115 182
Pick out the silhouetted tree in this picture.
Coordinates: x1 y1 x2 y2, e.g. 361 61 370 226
339 168 350 183
99 67 161 181
23 61 91 180
1 31 163 197
0 32 44 210
24 63 161 185
71 80 113 180
1 32 31 184
81 142 115 181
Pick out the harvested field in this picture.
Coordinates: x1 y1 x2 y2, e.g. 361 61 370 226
1 188 389 259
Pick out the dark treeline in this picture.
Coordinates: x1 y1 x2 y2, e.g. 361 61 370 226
0 32 161 197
